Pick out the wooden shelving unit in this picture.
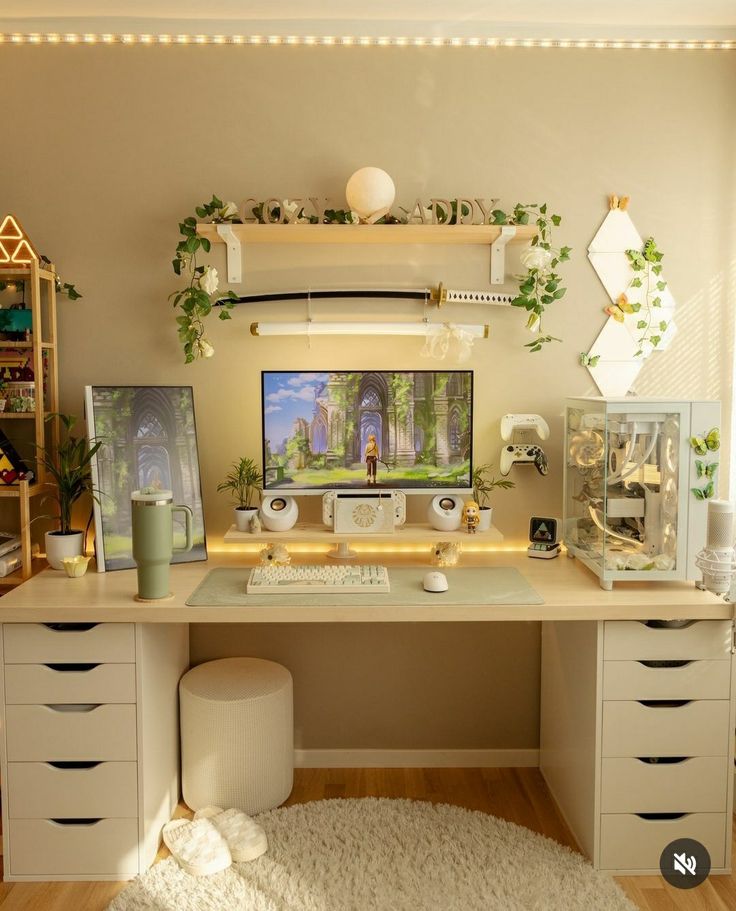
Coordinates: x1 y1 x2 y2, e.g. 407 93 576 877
0 255 59 583
196 222 538 284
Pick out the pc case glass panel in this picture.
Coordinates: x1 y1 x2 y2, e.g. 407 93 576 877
564 400 682 585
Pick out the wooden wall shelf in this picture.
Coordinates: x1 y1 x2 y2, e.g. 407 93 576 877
196 222 538 285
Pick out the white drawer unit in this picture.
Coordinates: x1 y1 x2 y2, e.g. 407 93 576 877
8 818 140 878
603 620 732 661
601 699 731 758
5 703 138 762
7 762 138 819
4 662 137 704
541 619 736 875
0 622 189 881
599 813 728 872
3 623 136 664
600 757 729 814
602 658 731 701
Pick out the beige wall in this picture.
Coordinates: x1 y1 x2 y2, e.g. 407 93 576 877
1 46 734 750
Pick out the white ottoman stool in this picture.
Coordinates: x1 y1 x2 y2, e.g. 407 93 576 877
180 657 293 815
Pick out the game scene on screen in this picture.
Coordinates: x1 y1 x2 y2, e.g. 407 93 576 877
262 371 472 490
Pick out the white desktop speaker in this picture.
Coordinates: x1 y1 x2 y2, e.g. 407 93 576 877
259 495 299 532
427 495 464 532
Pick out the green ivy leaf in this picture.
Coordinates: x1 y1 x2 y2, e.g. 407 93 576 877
636 320 647 329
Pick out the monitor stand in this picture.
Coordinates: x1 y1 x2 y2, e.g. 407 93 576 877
327 542 358 560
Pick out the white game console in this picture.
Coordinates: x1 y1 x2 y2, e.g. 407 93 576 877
500 413 550 441
322 490 406 534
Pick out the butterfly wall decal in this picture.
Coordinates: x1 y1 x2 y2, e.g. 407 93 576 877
608 194 631 211
689 428 720 456
604 292 640 323
692 481 715 501
579 353 600 368
695 460 718 480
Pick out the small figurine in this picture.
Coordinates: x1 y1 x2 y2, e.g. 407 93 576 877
432 541 461 567
249 512 261 534
364 434 379 485
260 543 290 566
462 500 480 534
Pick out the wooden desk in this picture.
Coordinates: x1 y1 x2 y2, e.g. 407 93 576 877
0 551 729 623
0 552 732 881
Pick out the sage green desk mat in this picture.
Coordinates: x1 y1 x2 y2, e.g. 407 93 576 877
186 566 543 607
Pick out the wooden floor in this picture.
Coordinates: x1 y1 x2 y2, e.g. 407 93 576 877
0 768 733 910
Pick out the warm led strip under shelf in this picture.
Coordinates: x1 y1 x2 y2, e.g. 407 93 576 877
1 34 734 49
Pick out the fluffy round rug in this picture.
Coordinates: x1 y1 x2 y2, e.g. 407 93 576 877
109 798 635 911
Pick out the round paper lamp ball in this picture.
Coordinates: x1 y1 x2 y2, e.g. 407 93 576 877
345 167 396 222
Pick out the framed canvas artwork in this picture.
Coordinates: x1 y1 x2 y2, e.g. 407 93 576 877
85 385 207 572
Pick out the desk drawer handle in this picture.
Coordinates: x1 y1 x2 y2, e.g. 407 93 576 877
45 704 101 714
643 620 695 630
47 761 102 770
638 660 691 669
638 700 691 708
636 757 689 765
636 813 689 821
50 818 102 827
44 663 100 673
42 623 99 633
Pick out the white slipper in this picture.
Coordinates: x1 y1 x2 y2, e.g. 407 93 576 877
194 806 268 862
162 817 232 876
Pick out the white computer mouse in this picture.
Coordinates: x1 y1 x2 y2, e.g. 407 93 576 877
423 571 449 593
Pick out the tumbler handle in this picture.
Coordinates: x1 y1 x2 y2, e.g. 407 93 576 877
172 505 193 553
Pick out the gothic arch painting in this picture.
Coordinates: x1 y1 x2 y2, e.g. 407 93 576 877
86 386 207 571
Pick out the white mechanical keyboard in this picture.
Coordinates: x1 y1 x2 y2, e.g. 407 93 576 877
246 564 390 594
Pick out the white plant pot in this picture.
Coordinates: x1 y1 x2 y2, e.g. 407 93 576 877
477 507 493 532
234 507 258 532
45 531 84 571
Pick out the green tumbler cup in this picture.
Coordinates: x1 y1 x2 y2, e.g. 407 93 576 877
131 489 193 601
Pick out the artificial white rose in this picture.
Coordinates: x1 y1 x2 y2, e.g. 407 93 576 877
219 201 239 220
198 338 215 359
200 266 219 295
520 245 553 271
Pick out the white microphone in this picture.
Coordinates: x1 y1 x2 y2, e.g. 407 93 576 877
696 499 736 595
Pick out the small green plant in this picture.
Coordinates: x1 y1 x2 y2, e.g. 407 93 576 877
36 414 103 534
472 463 515 509
217 457 263 509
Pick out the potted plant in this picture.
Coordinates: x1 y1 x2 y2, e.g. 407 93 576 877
37 414 103 570
217 457 263 532
472 464 515 532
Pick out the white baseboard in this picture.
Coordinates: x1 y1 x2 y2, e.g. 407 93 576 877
294 748 539 769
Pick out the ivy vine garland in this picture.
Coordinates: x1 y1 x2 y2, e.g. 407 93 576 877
171 196 570 362
171 195 239 364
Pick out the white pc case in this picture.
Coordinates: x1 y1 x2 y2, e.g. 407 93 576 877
563 397 720 590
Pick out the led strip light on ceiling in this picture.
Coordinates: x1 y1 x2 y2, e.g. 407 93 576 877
1 33 734 49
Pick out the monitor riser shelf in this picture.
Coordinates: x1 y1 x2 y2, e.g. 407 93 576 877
223 522 503 560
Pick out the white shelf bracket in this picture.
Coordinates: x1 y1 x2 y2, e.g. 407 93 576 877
216 224 242 284
490 225 517 285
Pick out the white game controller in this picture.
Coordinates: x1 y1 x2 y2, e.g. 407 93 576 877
500 413 550 442
499 444 549 476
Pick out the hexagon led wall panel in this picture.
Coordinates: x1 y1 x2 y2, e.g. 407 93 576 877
584 199 677 396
